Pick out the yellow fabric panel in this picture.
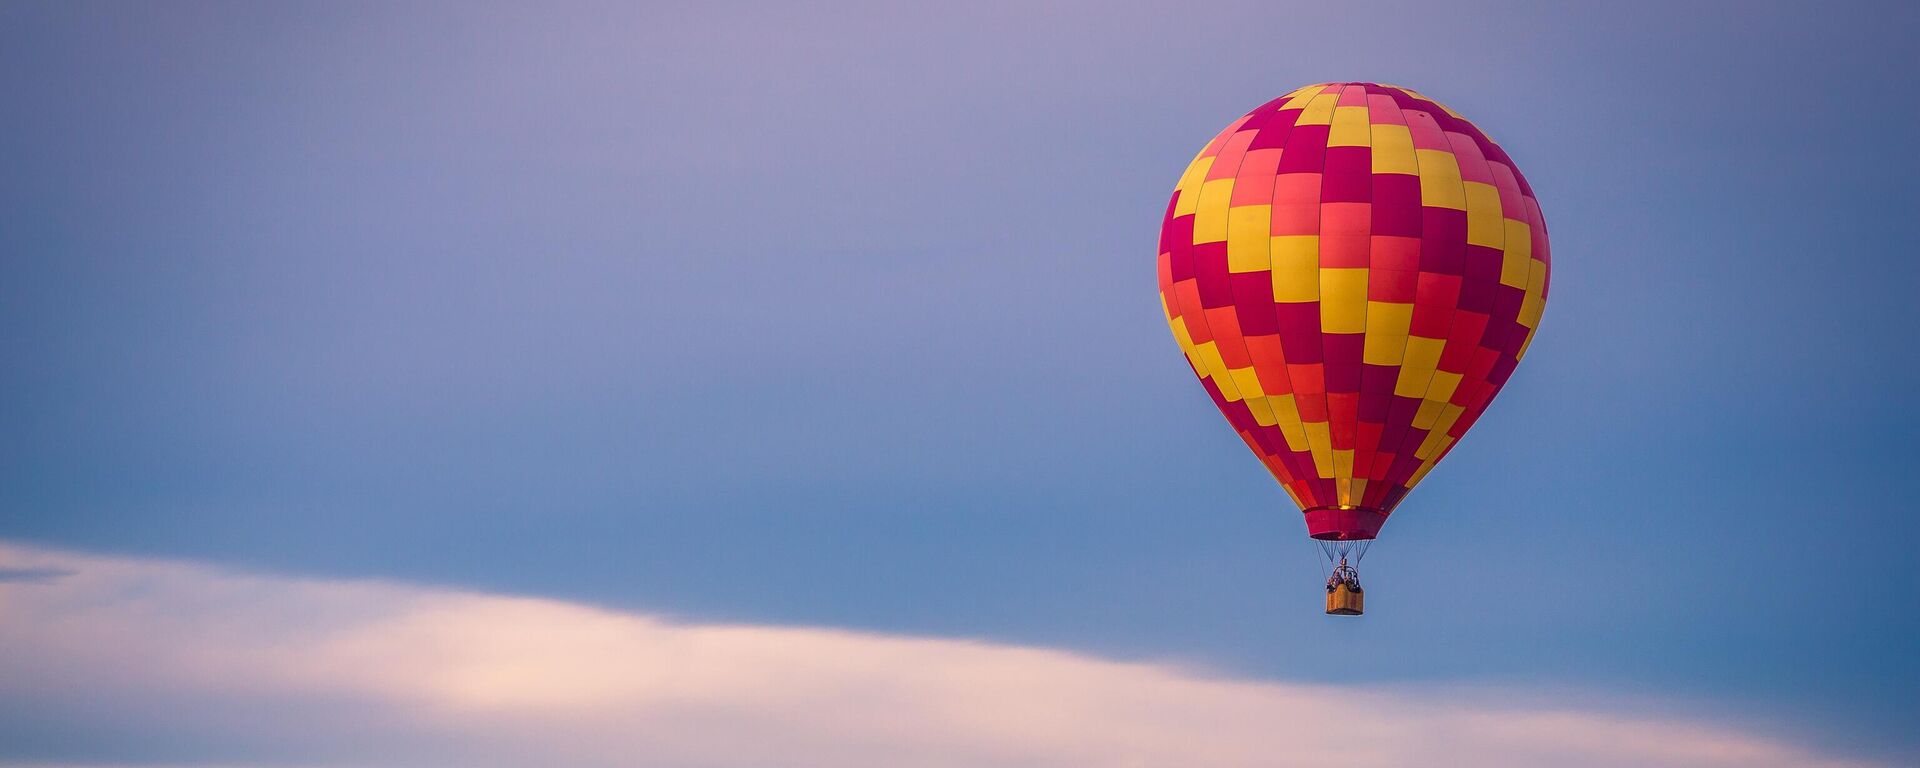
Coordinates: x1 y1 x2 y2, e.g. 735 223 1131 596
1226 204 1272 272
1269 236 1320 302
1172 156 1214 217
1394 337 1444 397
1228 366 1267 402
1192 178 1235 244
1519 261 1548 329
1169 316 1202 370
1364 331 1410 366
1182 344 1210 383
1426 370 1463 404
1432 403 1465 436
1279 84 1329 110
1305 421 1333 477
1184 334 1214 375
1463 182 1504 248
1319 268 1368 334
1362 302 1413 365
1411 398 1446 429
1369 124 1417 175
1499 247 1529 289
1517 326 1538 360
1416 418 1459 460
1328 106 1372 147
1242 390 1279 426
1340 477 1368 506
1502 218 1532 262
1405 370 1436 399
1414 149 1466 210
1332 448 1354 478
1401 335 1445 370
1272 394 1309 452
1363 301 1414 334
1193 341 1243 402
1296 93 1339 126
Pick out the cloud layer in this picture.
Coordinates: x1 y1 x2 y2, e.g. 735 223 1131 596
0 541 1874 768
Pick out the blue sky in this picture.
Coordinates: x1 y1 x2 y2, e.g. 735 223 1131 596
2 2 1915 765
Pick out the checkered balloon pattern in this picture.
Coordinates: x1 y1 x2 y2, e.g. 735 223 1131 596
1158 83 1550 541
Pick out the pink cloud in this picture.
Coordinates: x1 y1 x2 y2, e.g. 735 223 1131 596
0 541 1878 768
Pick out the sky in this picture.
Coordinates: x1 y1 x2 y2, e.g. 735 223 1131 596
0 1 1916 766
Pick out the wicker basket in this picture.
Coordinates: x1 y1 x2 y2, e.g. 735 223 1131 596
1325 582 1365 616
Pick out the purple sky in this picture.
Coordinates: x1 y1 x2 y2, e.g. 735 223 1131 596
2 1 1916 765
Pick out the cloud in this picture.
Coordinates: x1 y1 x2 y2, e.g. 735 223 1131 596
0 541 1877 768
0 566 73 583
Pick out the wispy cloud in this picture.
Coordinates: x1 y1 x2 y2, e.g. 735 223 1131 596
0 541 1877 768
0 565 73 583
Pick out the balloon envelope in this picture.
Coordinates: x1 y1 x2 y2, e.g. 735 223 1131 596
1157 83 1550 541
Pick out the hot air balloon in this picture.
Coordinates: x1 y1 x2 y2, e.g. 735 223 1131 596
1156 83 1549 615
